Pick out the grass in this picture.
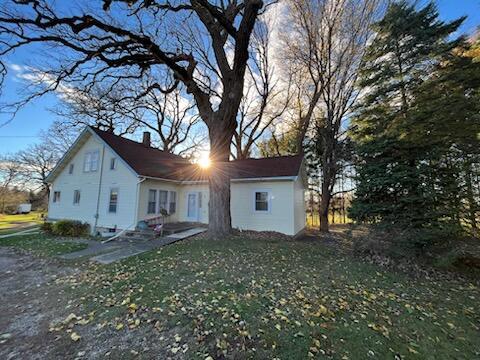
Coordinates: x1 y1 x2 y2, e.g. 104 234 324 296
306 212 352 227
0 211 45 234
58 233 480 359
0 234 87 257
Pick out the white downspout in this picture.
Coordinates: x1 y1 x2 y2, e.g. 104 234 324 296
134 176 146 225
93 145 106 235
103 176 145 243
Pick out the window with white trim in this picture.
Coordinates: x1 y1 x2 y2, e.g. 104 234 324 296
68 163 74 174
148 189 157 214
254 191 270 212
84 150 100 172
53 191 61 203
108 188 118 213
169 191 177 214
110 157 116 170
158 190 168 212
73 190 81 205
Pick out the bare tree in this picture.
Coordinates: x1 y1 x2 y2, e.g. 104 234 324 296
233 17 290 159
124 83 205 156
52 85 141 135
0 0 267 235
53 80 204 156
0 60 5 96
13 143 58 196
283 0 384 232
39 120 79 155
0 156 25 213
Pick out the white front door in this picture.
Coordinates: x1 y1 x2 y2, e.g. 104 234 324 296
186 192 198 221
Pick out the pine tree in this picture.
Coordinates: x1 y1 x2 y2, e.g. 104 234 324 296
349 1 468 245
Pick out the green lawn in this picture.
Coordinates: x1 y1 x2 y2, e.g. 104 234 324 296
0 234 87 257
60 233 479 359
0 211 44 234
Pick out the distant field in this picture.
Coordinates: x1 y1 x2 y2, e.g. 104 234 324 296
307 212 352 227
0 211 44 234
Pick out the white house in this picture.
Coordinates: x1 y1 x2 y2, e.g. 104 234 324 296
46 126 306 236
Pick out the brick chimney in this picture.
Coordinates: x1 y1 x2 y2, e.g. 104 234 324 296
142 131 151 147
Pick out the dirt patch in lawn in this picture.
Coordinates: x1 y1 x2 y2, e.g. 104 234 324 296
0 248 186 360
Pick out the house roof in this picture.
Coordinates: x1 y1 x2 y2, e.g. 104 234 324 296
49 126 303 182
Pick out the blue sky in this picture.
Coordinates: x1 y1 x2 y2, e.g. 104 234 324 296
0 0 479 155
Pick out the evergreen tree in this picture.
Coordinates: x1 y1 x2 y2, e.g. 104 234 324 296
349 1 469 244
411 43 480 234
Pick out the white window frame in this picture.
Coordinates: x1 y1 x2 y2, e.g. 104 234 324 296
68 163 74 175
83 150 100 173
53 191 61 203
253 189 271 213
73 190 81 205
108 188 119 213
110 157 116 170
158 190 168 213
147 189 157 214
169 191 177 214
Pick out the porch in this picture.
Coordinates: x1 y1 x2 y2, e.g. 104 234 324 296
120 221 206 242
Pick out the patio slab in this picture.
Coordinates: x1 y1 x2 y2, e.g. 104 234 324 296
60 227 207 264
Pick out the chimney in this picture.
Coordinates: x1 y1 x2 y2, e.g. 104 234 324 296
142 131 151 147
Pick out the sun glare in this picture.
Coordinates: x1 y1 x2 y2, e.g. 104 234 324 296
198 154 211 169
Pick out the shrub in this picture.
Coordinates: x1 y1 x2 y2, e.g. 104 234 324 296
3 205 17 215
40 222 53 234
52 220 90 237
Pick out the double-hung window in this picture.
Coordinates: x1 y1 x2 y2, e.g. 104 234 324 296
109 188 119 213
254 191 270 212
158 190 168 212
73 190 81 205
169 191 177 214
84 150 100 172
53 191 61 203
148 189 157 214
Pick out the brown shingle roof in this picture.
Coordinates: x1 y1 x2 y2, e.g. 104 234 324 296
91 127 303 181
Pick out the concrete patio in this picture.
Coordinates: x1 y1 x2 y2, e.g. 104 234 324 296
58 227 207 264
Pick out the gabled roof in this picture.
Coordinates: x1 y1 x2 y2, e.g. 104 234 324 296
47 126 303 183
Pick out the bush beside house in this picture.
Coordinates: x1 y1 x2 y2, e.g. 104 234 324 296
41 220 90 237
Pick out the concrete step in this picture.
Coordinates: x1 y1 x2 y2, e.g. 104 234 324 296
119 235 156 242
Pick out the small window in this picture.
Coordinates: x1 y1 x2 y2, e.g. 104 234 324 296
84 150 100 172
108 188 118 213
169 191 177 214
68 163 74 174
73 190 81 205
110 157 116 170
158 190 168 212
254 191 269 212
147 189 157 214
53 191 61 203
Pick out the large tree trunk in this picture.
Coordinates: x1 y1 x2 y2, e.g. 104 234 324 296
208 120 236 237
319 189 331 232
319 137 335 233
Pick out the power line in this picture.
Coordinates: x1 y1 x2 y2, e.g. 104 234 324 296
0 135 39 138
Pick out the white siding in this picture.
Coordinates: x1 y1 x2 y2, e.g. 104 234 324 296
139 180 303 235
231 180 296 235
48 134 139 232
293 175 306 235
177 183 210 223
137 180 181 222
